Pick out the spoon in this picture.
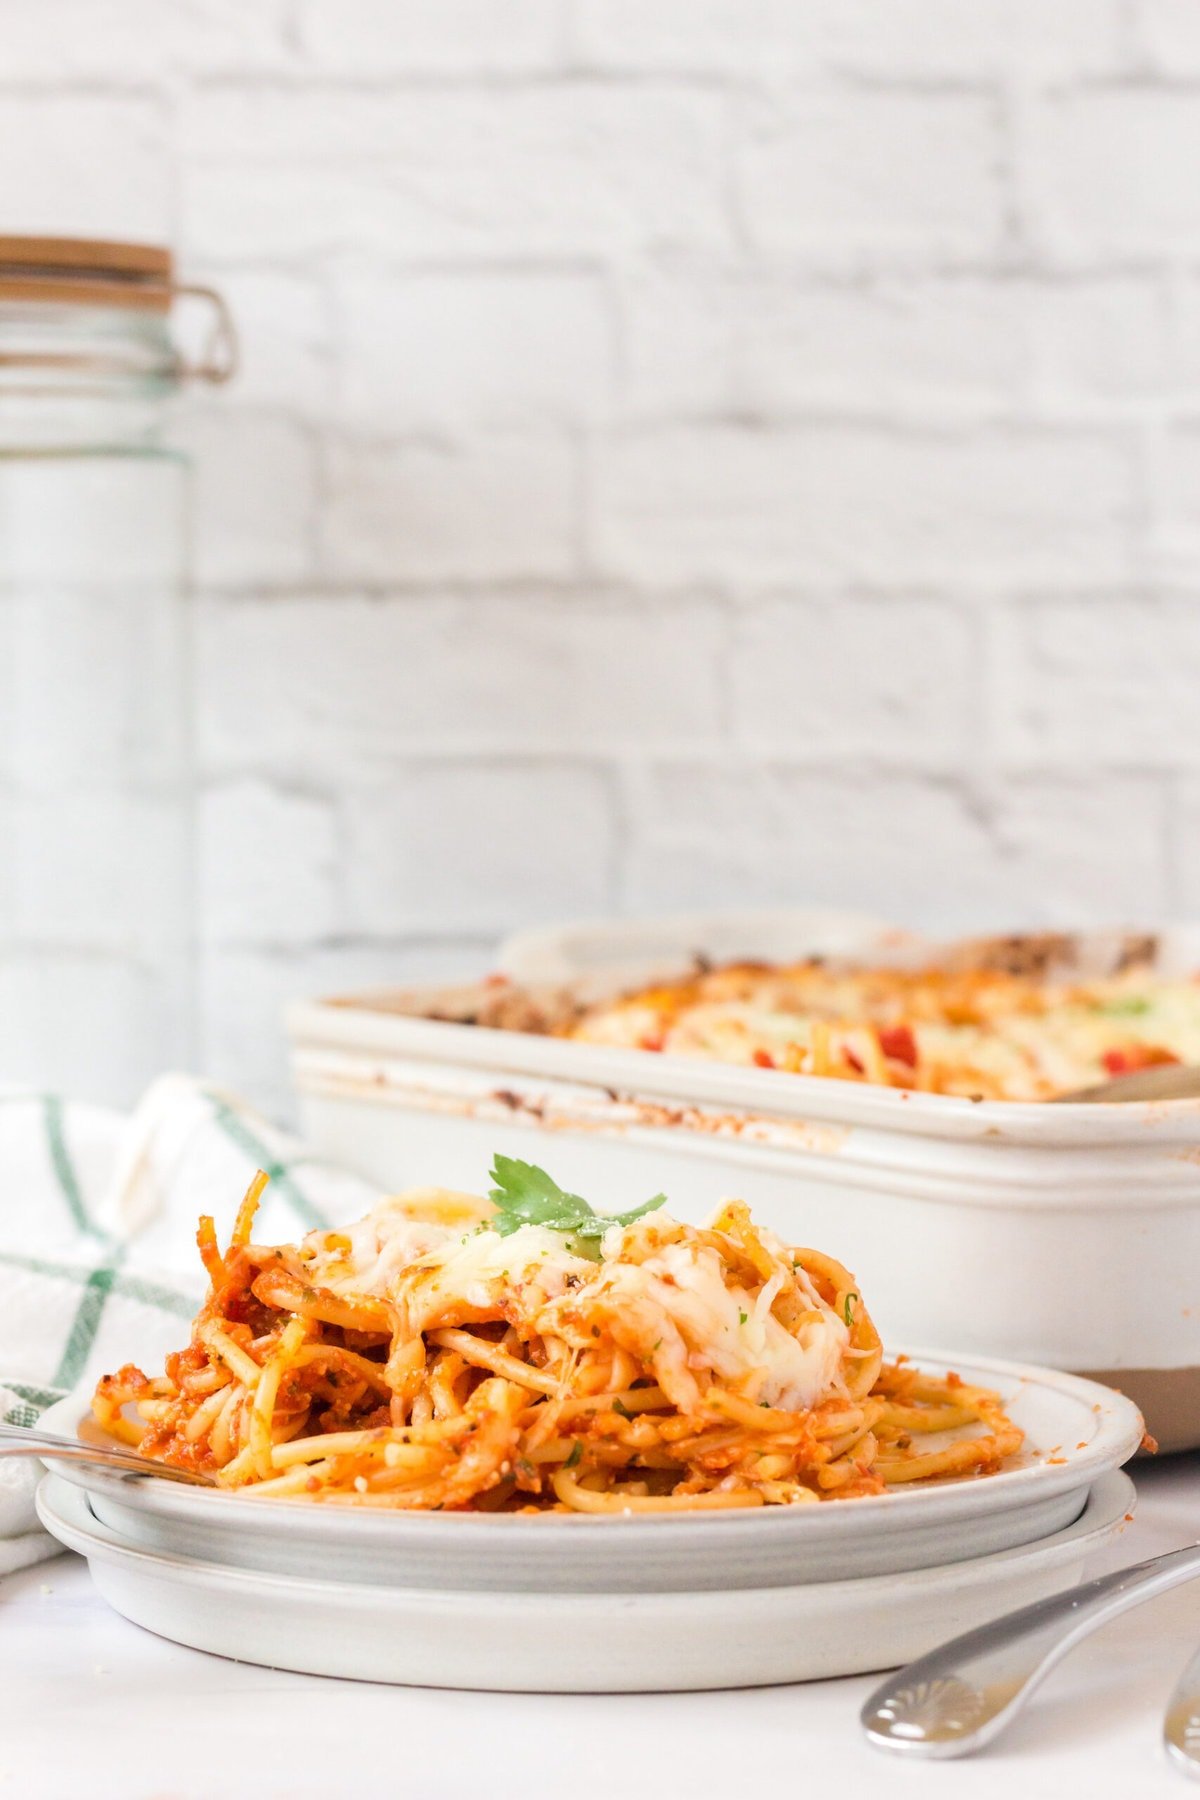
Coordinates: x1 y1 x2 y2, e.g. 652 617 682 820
0 1421 212 1486
862 1542 1200 1759
1053 1064 1200 1104
1163 1641 1200 1778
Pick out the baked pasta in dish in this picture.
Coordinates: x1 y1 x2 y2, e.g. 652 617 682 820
558 946 1200 1101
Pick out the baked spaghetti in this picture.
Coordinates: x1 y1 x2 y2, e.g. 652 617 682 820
558 948 1200 1101
92 1161 1022 1511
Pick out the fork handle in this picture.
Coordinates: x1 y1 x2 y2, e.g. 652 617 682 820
0 1422 83 1453
0 1420 208 1486
863 1541 1200 1759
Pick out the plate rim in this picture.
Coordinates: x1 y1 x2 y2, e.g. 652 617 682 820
35 1466 1137 1610
37 1348 1145 1538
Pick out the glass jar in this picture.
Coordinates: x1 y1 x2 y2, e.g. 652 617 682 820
0 237 234 1105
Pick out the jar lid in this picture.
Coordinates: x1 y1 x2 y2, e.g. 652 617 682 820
0 235 236 381
0 236 176 310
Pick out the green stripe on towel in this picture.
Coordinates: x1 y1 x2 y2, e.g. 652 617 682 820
44 1096 107 1243
52 1257 122 1390
5 1382 66 1412
209 1096 330 1231
0 1249 195 1318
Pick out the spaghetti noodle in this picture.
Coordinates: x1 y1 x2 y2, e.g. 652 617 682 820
93 1165 1022 1512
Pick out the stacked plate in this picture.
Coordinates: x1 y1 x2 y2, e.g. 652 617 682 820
36 1354 1144 1693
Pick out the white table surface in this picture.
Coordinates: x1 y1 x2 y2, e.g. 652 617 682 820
4 1457 1200 1800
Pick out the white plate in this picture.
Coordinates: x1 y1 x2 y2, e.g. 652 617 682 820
38 1354 1144 1592
36 1469 1136 1691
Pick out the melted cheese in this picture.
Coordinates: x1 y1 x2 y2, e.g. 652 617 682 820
399 1224 591 1334
568 965 1200 1100
306 1199 453 1295
302 1196 849 1414
307 1207 588 1327
584 1233 848 1412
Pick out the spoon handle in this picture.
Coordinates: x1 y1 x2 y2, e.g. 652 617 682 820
1164 1642 1200 1778
863 1542 1200 1759
0 1420 210 1486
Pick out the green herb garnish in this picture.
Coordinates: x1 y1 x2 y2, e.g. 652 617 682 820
487 1155 666 1259
1098 995 1151 1017
612 1398 634 1420
738 1309 748 1325
843 1292 858 1327
564 1440 583 1470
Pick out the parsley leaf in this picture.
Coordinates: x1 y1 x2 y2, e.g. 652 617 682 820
564 1440 583 1470
843 1291 858 1327
487 1155 666 1259
1098 995 1151 1017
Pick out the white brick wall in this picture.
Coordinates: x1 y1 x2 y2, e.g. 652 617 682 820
591 424 1139 584
1 0 1198 1115
736 92 1005 259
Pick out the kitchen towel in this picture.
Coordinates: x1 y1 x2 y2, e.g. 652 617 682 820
0 1075 382 1573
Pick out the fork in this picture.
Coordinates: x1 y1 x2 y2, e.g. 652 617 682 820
0 1420 212 1486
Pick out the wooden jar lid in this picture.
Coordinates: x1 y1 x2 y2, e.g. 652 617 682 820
0 236 174 312
0 237 235 381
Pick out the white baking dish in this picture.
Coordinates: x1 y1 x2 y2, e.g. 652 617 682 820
287 912 1200 1451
